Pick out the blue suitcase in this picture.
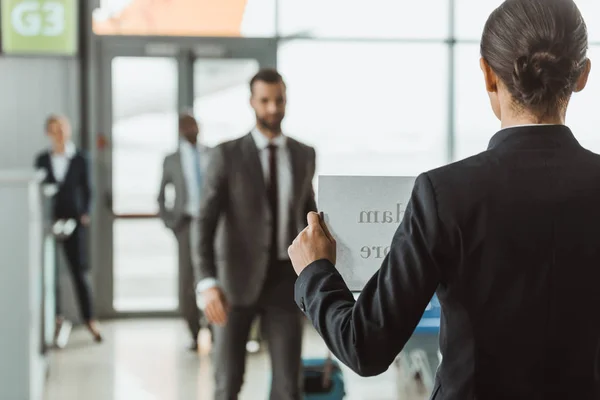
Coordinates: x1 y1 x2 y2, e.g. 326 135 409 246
415 294 441 334
302 357 346 399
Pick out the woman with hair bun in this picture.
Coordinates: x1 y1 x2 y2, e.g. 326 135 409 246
287 1 600 399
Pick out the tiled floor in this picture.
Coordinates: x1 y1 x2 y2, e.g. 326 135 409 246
43 319 429 400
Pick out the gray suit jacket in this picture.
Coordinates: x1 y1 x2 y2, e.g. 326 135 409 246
157 144 210 231
197 132 317 306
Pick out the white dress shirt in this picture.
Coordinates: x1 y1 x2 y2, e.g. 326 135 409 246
50 141 76 183
497 123 560 132
179 139 202 217
196 128 294 299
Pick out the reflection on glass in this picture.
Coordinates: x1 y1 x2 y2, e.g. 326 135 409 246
278 41 449 186
92 0 276 37
113 219 178 311
454 44 498 161
278 0 448 39
111 56 179 312
112 57 178 214
193 58 260 147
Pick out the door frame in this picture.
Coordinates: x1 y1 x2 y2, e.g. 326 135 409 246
92 36 277 318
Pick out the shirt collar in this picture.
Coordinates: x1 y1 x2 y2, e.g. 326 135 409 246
179 138 196 149
497 123 555 132
251 127 286 150
182 139 207 157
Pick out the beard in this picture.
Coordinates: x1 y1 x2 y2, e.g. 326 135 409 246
257 114 284 133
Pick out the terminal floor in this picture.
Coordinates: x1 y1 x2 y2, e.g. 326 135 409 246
44 319 424 400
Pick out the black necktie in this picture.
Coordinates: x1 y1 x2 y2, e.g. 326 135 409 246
267 144 278 261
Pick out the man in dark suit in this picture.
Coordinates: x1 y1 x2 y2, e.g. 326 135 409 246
158 113 210 351
35 114 102 343
196 68 317 400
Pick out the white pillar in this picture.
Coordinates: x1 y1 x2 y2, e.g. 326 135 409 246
0 170 45 400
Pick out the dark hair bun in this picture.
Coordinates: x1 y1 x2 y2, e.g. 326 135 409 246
511 51 575 107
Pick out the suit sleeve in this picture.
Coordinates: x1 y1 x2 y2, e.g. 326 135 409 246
304 147 318 216
197 145 228 281
294 173 448 377
34 153 47 177
157 157 174 228
80 152 92 215
34 154 42 169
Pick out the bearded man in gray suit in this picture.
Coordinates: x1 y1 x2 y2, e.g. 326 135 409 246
158 113 210 350
196 69 317 400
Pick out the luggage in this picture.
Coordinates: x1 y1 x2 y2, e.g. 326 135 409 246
414 294 441 335
302 356 346 399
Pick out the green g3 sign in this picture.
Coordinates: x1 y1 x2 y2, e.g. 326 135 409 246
1 0 77 55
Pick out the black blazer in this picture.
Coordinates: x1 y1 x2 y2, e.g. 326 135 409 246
295 125 600 400
35 150 92 220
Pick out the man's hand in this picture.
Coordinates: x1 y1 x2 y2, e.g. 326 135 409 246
80 214 91 226
288 211 336 276
202 287 229 326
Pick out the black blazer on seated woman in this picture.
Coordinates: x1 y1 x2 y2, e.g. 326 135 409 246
35 147 91 220
294 124 600 399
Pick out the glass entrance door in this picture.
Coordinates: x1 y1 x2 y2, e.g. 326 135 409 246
111 56 180 312
96 38 276 316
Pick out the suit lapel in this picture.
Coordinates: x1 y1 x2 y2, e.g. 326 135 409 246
42 153 58 183
242 133 268 199
172 151 188 204
241 133 305 210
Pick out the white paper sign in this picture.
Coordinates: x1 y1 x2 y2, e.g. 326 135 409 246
318 175 417 291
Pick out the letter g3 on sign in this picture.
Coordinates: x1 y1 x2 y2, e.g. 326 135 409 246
11 0 65 37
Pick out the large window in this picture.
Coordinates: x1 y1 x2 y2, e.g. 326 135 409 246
455 1 600 41
93 0 276 37
193 58 260 146
455 44 600 161
454 1 502 41
95 0 600 166
274 0 600 170
577 1 600 41
277 0 448 39
454 44 499 161
566 46 600 153
92 0 600 41
278 41 449 179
